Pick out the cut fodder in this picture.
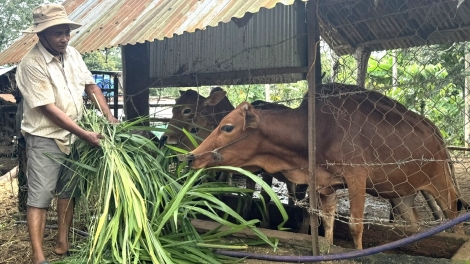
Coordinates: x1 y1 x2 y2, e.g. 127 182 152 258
56 108 287 264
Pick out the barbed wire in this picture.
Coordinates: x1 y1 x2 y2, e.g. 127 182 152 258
2 0 470 242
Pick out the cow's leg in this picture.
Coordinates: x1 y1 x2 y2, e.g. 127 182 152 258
319 192 337 245
389 193 442 224
389 200 401 222
420 190 444 221
243 176 256 220
390 194 419 228
430 189 463 233
345 173 367 250
426 164 459 218
299 191 337 241
286 182 308 207
259 173 273 228
293 184 308 205
295 184 320 234
425 179 461 233
299 209 310 234
286 182 296 206
295 184 310 234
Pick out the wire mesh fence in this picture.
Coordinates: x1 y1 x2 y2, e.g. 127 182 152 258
152 1 470 247
0 0 469 251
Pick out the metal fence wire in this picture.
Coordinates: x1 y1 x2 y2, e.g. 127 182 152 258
0 0 469 249
150 1 470 241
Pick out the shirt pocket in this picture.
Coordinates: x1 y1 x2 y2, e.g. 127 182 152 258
72 75 86 93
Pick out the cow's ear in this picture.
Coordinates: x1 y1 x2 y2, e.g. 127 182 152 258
205 91 227 106
242 103 260 130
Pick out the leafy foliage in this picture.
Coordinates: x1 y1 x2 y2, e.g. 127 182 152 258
365 46 466 146
59 109 286 263
0 0 63 53
82 47 122 71
0 0 121 71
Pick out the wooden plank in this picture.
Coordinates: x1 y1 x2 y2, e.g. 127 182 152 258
191 219 338 253
216 194 469 259
333 216 468 259
452 240 470 260
147 67 307 87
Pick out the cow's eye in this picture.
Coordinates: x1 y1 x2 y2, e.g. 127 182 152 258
221 125 234 132
183 108 191 114
190 127 199 134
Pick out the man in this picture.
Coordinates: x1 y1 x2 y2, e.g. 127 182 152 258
16 4 118 264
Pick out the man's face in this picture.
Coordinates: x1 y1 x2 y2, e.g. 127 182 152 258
40 24 71 54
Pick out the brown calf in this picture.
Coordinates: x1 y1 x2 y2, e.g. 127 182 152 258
160 87 232 150
160 88 302 227
187 83 467 249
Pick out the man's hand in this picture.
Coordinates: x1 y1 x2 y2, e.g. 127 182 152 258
107 115 120 124
85 84 121 125
81 131 104 147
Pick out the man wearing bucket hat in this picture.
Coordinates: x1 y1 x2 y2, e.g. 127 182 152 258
16 4 118 264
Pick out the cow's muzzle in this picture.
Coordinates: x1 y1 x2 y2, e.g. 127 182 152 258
184 150 223 169
185 153 196 168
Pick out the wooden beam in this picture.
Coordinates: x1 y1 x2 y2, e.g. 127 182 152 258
147 67 308 88
465 46 470 148
122 44 150 124
354 46 371 87
306 0 321 256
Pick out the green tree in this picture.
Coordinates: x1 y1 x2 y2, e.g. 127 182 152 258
0 0 122 72
365 47 465 145
0 0 63 53
82 47 122 71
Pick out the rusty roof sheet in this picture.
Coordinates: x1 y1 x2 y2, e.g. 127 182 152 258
318 0 470 55
0 0 297 65
1 0 469 66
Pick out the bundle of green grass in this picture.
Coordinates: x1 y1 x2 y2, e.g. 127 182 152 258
58 108 287 264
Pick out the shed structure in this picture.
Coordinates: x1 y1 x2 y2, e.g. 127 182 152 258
0 0 469 255
0 0 468 119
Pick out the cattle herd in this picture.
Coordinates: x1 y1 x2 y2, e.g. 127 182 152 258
160 83 469 250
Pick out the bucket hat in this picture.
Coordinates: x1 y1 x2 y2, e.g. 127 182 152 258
23 4 81 33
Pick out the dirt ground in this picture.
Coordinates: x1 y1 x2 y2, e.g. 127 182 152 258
1 151 470 263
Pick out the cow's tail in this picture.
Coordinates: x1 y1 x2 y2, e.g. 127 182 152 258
446 148 470 211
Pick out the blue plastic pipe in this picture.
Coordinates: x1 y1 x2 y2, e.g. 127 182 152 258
215 212 470 262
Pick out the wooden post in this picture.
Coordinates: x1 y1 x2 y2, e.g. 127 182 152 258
122 44 150 125
465 45 470 147
113 73 119 118
354 46 371 88
264 84 271 102
392 50 398 88
306 0 321 255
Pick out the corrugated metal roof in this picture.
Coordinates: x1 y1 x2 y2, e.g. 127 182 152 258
318 0 470 55
0 0 298 65
1 0 468 66
149 1 308 86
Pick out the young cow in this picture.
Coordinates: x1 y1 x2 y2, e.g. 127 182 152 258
187 83 468 250
160 88 303 227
